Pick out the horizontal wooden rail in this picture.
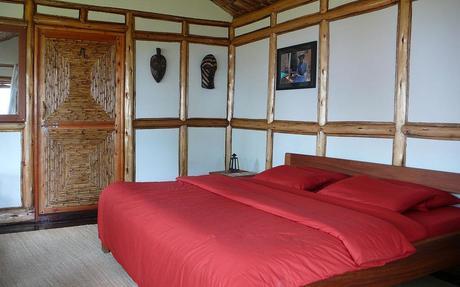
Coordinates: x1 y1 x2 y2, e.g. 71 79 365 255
0 122 25 131
33 14 127 32
402 123 460 140
135 31 229 46
133 118 229 129
232 0 397 46
187 118 229 127
323 122 395 137
34 0 230 27
0 17 27 26
133 12 229 27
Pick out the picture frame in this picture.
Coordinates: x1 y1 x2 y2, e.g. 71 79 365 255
276 41 317 90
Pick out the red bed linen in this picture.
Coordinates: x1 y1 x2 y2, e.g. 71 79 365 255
98 176 414 287
247 178 428 242
404 207 460 237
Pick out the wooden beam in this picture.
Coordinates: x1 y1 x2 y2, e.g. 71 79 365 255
402 123 460 140
179 125 187 176
178 22 189 177
231 118 268 130
35 0 230 27
33 14 127 32
265 12 277 169
134 31 229 46
133 118 184 129
232 0 398 46
232 0 317 28
393 0 411 166
272 120 319 134
0 122 25 131
23 0 34 210
323 122 396 137
316 0 329 156
225 27 235 169
124 12 134 181
187 118 229 128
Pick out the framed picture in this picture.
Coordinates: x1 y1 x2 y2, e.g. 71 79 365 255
276 41 317 90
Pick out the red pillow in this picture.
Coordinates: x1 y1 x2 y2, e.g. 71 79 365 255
413 190 460 211
318 175 435 212
253 165 348 191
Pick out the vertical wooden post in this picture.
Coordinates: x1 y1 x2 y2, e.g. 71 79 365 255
179 21 189 176
225 27 235 169
23 0 34 209
124 12 135 181
393 0 412 166
79 8 88 23
265 12 277 169
316 0 329 157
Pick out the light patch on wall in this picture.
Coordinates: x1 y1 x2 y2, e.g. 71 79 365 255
135 129 179 182
0 2 23 19
235 17 270 37
189 24 228 38
87 11 125 23
232 129 267 172
135 41 180 118
135 18 182 33
409 0 460 123
275 26 319 121
0 131 22 208
37 5 79 19
277 2 319 24
329 0 358 9
329 6 397 121
273 133 316 166
188 44 228 118
234 38 269 119
188 127 226 176
406 138 460 173
327 136 393 164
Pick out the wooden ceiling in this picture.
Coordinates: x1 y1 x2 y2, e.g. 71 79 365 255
211 0 279 17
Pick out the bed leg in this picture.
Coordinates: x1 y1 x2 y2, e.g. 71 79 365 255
101 242 110 253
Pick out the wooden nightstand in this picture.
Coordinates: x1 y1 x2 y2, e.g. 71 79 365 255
209 170 257 177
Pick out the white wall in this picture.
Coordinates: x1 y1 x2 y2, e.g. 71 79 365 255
232 129 267 172
329 6 397 121
58 0 231 21
135 41 180 118
135 129 179 182
188 44 228 118
234 39 269 119
326 136 393 164
273 133 316 166
188 128 226 175
406 139 460 174
0 132 22 208
409 0 460 123
275 27 319 122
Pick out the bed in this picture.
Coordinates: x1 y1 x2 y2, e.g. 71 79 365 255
98 154 460 287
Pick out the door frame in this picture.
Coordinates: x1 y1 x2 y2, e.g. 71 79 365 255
34 26 125 216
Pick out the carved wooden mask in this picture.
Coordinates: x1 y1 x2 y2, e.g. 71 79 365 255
150 48 167 83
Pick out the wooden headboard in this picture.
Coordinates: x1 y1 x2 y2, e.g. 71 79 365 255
285 153 460 194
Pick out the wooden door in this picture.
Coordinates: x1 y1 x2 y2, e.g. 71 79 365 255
36 28 124 215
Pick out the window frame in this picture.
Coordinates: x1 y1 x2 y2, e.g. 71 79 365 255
0 24 26 123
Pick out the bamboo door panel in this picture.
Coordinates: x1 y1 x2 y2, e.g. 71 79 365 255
37 28 124 214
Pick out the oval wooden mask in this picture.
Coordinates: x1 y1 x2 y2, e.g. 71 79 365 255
150 48 166 83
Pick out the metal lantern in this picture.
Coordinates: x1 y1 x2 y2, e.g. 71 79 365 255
228 153 240 173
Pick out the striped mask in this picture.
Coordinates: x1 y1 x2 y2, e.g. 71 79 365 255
201 54 217 89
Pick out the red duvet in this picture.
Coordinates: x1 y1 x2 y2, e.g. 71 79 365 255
98 175 415 287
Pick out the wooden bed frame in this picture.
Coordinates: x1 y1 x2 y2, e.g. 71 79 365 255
285 153 460 287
